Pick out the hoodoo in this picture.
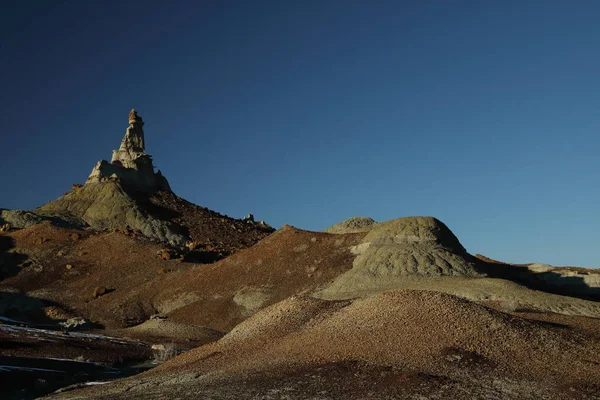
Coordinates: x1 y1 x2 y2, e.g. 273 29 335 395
86 109 171 193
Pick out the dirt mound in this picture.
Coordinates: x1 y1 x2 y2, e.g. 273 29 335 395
120 319 224 344
320 274 600 317
58 290 600 399
323 216 376 234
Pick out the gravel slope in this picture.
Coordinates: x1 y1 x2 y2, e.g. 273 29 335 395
49 290 600 399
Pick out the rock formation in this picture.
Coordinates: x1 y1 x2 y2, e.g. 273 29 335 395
323 216 377 234
4 109 274 248
86 109 171 193
319 216 482 298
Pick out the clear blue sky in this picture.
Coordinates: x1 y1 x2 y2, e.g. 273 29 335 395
1 1 598 267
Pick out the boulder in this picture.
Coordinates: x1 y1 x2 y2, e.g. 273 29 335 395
93 286 107 298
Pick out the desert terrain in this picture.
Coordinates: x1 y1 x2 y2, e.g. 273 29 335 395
1 111 599 399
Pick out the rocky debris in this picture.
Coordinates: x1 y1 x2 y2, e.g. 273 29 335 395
42 305 76 321
256 220 273 231
0 223 11 232
151 342 178 362
157 248 182 261
86 109 171 193
59 317 91 330
242 213 254 222
324 216 377 234
65 264 73 270
148 190 274 253
93 286 107 298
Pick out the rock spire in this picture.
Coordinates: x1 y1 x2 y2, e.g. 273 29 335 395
86 109 171 193
111 109 146 168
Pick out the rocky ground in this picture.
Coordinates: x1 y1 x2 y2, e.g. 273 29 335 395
46 291 600 399
1 215 599 399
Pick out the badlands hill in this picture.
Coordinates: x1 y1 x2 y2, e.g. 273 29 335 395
1 110 273 256
3 214 600 399
53 291 600 399
1 110 599 399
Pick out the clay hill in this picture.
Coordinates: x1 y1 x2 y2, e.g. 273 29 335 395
1 111 600 399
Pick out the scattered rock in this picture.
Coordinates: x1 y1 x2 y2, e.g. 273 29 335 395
93 286 107 298
158 249 173 260
65 264 73 270
70 233 81 241
42 306 75 320
0 223 11 232
59 317 90 330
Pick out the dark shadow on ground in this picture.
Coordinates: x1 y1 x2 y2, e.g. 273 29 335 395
0 234 27 280
0 291 75 326
0 355 153 400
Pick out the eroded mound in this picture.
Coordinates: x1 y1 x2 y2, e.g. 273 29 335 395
323 216 377 234
37 181 187 245
321 217 480 298
32 180 274 254
363 216 466 252
59 290 600 399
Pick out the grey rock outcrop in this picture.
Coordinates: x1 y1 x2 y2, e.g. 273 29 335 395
320 216 482 298
0 209 87 230
86 109 171 193
33 111 188 245
38 181 188 246
323 216 377 234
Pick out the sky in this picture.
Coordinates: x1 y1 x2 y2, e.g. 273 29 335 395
1 0 599 268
